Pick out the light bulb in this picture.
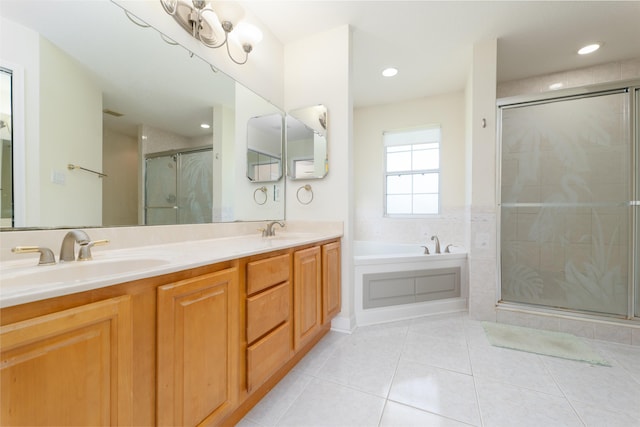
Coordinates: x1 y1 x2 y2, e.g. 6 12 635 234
382 67 398 77
578 43 600 55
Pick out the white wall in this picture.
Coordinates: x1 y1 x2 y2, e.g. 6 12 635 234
39 37 103 226
353 92 467 249
466 39 498 321
283 25 353 330
103 127 138 225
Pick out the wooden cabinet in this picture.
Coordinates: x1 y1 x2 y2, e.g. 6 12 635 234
293 246 322 351
156 267 238 427
322 241 342 324
0 238 341 427
0 296 133 426
245 254 292 392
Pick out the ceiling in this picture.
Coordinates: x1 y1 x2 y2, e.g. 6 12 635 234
242 1 640 107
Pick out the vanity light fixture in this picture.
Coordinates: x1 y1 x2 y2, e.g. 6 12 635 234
159 0 263 65
578 43 601 55
382 67 398 77
200 123 211 129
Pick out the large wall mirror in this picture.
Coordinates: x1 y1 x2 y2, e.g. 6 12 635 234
246 113 283 183
0 0 284 229
286 105 328 180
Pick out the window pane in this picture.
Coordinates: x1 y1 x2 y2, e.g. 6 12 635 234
387 195 411 214
387 151 411 172
413 148 439 170
413 194 439 214
413 173 438 193
387 174 412 194
386 145 411 153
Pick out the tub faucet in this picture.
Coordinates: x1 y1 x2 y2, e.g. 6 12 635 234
59 230 91 262
431 235 441 254
263 221 285 237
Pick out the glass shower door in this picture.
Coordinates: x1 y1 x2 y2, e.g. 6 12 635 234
177 149 213 224
500 90 632 316
145 155 178 225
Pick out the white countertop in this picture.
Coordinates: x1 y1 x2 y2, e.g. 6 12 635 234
0 231 341 308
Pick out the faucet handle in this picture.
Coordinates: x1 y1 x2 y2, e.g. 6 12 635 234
77 239 110 261
12 246 56 266
421 245 430 255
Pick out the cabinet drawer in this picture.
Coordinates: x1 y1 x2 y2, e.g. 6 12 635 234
247 254 290 295
246 321 291 392
247 282 290 344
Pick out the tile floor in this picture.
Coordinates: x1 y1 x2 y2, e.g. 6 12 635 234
238 312 640 427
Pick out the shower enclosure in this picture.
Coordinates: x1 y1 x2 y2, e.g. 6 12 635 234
498 82 639 319
145 147 213 225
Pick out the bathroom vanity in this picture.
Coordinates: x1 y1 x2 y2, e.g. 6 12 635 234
0 233 341 426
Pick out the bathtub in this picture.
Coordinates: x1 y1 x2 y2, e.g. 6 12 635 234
354 240 468 326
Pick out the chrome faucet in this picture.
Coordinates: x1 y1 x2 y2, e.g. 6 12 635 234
431 235 441 254
59 230 91 262
263 221 285 237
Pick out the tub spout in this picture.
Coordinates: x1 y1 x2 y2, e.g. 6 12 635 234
431 235 441 254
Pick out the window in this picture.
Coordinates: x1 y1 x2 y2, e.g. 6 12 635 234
384 126 441 216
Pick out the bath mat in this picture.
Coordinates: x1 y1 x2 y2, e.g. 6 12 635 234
482 322 610 366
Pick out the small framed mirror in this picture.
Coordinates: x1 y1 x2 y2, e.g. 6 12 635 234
247 113 284 182
286 105 328 180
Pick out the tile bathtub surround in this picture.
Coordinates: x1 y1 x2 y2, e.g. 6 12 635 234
238 312 640 427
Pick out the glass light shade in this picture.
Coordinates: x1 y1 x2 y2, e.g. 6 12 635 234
231 22 263 46
211 1 245 26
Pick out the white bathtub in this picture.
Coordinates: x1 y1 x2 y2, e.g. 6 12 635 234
354 240 468 326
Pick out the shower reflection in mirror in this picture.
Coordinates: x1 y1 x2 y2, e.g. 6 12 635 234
145 147 213 225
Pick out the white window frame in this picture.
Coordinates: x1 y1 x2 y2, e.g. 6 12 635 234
383 126 441 217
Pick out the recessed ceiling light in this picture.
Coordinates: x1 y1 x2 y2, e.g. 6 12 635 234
549 82 564 90
200 123 211 129
578 43 600 55
382 67 398 77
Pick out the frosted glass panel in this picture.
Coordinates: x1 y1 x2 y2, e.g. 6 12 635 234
500 91 631 316
177 150 213 224
145 156 177 208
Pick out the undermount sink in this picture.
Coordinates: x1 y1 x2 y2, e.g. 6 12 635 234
1 258 170 288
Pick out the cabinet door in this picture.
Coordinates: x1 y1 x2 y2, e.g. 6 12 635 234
0 296 133 426
293 246 322 351
157 268 238 427
322 241 342 324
